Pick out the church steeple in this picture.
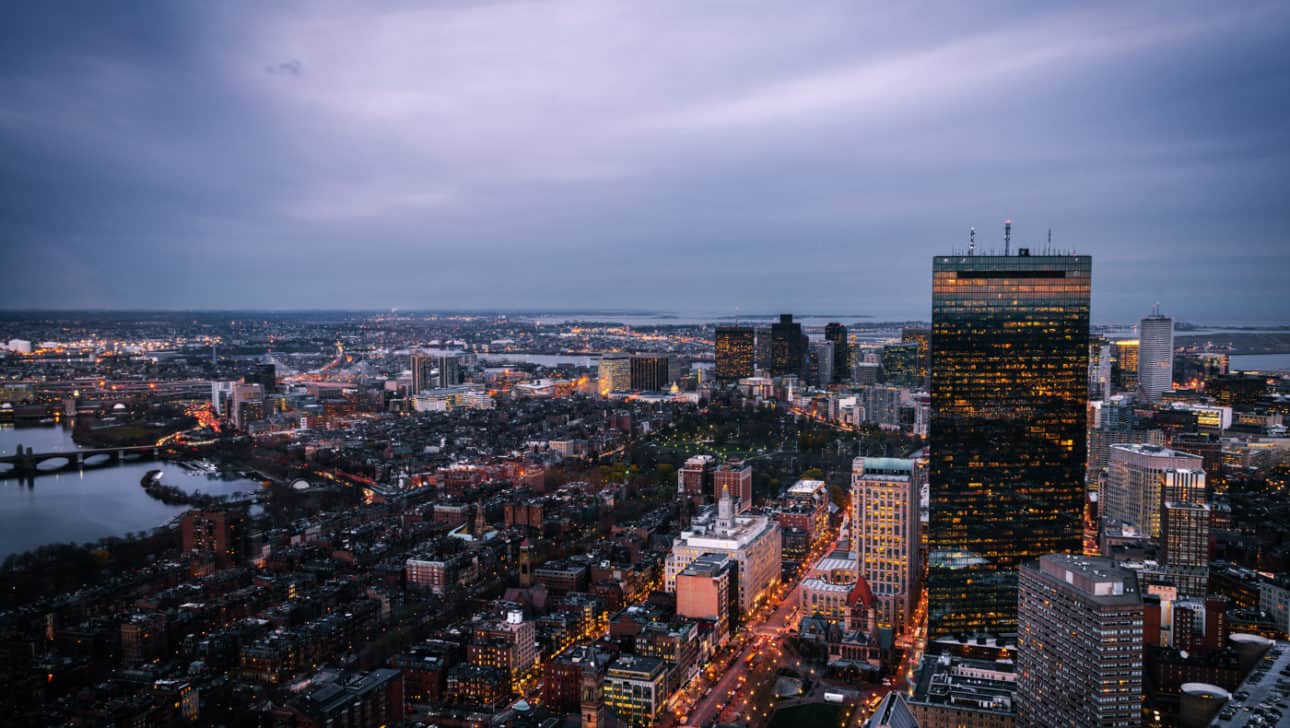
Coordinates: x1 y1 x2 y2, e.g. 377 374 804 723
581 668 606 728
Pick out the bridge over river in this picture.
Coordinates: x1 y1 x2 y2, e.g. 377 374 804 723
0 444 163 479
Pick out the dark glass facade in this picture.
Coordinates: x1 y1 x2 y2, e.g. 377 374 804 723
629 354 675 391
253 362 277 394
770 314 806 378
825 322 849 383
901 327 931 385
714 326 755 383
879 342 920 386
928 253 1091 638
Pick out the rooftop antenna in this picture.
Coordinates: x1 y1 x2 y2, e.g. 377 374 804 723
969 227 976 256
1004 219 1012 256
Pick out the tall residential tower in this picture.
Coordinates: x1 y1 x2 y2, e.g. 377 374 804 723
852 457 922 635
1017 554 1143 728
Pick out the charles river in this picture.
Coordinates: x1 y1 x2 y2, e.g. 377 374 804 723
0 425 261 560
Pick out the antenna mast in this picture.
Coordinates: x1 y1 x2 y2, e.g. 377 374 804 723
1004 219 1012 256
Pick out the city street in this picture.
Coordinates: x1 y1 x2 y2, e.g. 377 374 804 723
673 522 846 727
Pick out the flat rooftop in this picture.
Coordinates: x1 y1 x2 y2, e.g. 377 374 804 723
910 654 1016 717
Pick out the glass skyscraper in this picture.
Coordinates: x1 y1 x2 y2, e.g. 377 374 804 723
1137 308 1174 403
714 325 755 383
824 322 849 383
770 314 806 378
928 252 1091 638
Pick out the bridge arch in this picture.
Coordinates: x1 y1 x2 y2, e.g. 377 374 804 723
35 456 72 471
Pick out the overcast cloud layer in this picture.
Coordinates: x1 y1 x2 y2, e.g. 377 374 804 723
2 1 1288 321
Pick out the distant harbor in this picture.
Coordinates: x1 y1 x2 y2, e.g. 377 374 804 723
1230 353 1290 372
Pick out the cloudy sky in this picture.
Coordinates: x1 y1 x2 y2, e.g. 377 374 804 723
2 1 1287 321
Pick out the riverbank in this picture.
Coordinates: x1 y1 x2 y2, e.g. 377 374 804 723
1 424 265 559
72 418 193 449
140 468 255 508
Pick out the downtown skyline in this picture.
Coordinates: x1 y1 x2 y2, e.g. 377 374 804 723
2 1 1289 320
3 3 1290 726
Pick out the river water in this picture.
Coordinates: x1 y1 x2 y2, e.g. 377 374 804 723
0 424 261 559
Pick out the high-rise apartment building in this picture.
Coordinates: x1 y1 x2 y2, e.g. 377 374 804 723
1088 337 1112 401
928 250 1091 638
852 457 922 635
1017 554 1143 728
714 326 755 384
410 352 463 392
1138 308 1174 403
411 352 436 394
770 314 807 378
808 339 834 387
861 384 905 429
230 381 265 430
713 459 752 512
181 510 248 566
825 322 850 383
597 353 631 395
1162 500 1211 597
1103 443 1205 537
437 354 464 387
676 454 715 496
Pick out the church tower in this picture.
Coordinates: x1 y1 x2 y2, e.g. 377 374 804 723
518 539 533 587
580 668 606 728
